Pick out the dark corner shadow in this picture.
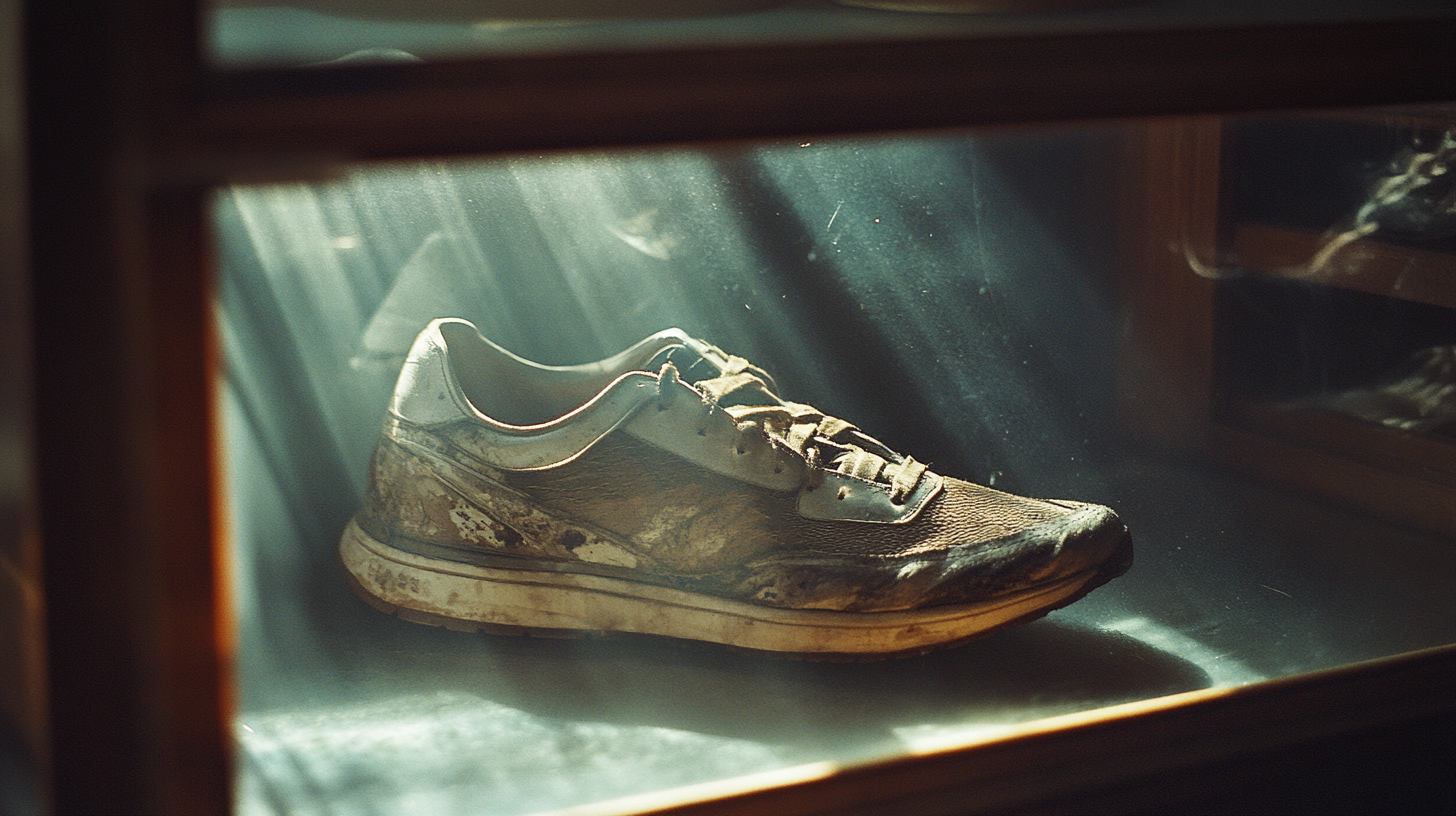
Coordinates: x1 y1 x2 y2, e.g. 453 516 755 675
0 717 40 816
298 573 1211 758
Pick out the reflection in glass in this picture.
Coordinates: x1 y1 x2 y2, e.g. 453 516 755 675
1220 108 1456 441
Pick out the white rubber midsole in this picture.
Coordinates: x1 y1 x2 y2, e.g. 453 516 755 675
340 519 1093 654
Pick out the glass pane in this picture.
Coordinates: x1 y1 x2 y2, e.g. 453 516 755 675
218 116 1456 815
207 0 1456 67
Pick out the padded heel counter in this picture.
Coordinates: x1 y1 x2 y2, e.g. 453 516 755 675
390 320 473 427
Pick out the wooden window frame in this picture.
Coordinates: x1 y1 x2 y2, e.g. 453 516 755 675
20 3 1456 813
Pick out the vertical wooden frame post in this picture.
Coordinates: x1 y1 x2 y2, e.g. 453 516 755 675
144 186 232 816
26 2 229 813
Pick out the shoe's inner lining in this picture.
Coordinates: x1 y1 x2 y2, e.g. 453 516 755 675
441 322 670 426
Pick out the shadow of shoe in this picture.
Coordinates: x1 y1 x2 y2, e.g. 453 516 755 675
285 575 1210 760
235 601 1212 816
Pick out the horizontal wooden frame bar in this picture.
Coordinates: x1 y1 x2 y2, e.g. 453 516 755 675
179 18 1456 175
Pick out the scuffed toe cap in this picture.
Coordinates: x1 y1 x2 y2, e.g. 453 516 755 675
734 480 1132 613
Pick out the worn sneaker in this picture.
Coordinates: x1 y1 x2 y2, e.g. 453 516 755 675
340 318 1132 658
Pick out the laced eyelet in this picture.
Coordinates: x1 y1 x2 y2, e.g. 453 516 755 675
836 487 848 500
696 428 707 436
654 362 683 415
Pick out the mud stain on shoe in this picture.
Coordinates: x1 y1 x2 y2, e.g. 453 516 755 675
570 541 638 568
448 500 523 549
365 560 421 597
558 528 638 567
635 506 700 551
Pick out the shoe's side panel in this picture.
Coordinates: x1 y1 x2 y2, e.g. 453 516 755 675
357 421 1131 614
355 433 648 572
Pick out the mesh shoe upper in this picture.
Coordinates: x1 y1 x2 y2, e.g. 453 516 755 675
355 318 1129 613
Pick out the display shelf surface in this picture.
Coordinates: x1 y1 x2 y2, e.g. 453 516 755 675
214 127 1456 816
227 435 1456 815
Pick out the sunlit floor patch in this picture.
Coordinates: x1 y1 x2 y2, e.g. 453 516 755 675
1099 616 1265 688
890 721 1023 755
235 691 789 816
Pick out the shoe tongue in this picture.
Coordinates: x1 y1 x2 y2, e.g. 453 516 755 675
645 343 722 385
645 340 782 408
645 336 753 385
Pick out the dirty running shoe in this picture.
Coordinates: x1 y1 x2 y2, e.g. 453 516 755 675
341 318 1132 657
